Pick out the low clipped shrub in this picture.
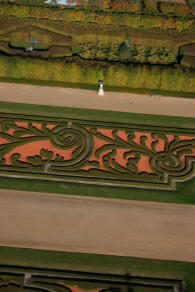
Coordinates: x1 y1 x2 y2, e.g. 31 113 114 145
9 42 51 51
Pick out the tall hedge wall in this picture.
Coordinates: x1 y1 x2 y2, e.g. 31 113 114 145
0 55 194 93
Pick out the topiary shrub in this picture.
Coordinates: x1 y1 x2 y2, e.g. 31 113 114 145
118 42 134 62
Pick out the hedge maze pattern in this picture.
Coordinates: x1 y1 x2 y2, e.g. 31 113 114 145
0 113 194 190
0 265 185 291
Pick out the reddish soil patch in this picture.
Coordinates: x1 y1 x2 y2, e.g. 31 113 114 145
83 130 154 173
116 130 128 142
4 140 75 165
0 137 8 145
137 155 153 173
133 132 165 152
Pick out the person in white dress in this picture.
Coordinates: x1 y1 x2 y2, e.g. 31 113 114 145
98 80 104 96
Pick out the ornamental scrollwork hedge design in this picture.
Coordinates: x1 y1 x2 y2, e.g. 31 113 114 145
0 114 194 190
0 120 94 169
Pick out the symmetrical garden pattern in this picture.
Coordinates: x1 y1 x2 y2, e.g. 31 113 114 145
0 265 185 292
0 113 194 190
0 24 73 58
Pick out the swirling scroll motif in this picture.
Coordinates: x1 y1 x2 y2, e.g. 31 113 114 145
89 129 195 188
0 120 93 170
150 133 195 177
49 124 93 168
0 116 195 190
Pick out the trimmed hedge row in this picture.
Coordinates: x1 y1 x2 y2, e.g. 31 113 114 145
110 0 194 16
0 3 194 32
1 0 194 15
0 55 194 93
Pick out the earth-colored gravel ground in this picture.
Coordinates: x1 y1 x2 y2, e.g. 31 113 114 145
0 189 195 262
0 82 195 117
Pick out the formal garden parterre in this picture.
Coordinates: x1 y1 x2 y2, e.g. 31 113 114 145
0 102 194 205
0 112 195 191
0 2 195 291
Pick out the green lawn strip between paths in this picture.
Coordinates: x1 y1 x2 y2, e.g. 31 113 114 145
0 246 195 291
0 100 195 128
0 176 194 205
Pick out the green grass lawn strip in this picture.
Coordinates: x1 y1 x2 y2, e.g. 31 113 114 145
0 246 195 291
0 176 194 205
0 100 195 128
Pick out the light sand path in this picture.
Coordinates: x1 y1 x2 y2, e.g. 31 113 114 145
0 82 195 117
0 189 195 262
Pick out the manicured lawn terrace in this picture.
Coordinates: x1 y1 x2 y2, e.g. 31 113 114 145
0 100 194 205
0 246 195 291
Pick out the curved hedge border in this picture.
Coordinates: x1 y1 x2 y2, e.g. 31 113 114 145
0 112 194 191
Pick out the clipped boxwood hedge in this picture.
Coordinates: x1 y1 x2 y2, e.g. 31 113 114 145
0 3 194 32
9 42 51 50
0 55 194 93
